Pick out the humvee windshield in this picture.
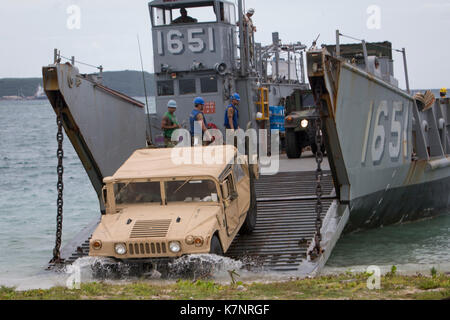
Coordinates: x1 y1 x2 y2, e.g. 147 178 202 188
166 180 219 203
113 180 219 206
114 182 162 205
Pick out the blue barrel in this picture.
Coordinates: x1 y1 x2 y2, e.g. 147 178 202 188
269 106 285 133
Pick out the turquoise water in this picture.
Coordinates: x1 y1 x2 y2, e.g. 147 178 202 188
0 100 448 288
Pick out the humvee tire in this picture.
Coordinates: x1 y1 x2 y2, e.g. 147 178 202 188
239 166 258 235
286 129 302 159
210 235 224 255
239 203 257 235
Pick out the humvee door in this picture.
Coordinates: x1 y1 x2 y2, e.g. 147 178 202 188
221 173 240 236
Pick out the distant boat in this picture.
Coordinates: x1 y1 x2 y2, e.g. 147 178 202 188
24 85 47 100
1 95 24 101
32 85 47 100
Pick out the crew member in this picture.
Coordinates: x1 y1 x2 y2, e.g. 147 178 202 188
190 97 210 145
224 93 240 131
243 8 257 60
161 100 180 147
440 88 447 98
244 8 257 36
172 8 198 24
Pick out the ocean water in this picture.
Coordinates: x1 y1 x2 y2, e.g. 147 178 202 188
0 100 448 289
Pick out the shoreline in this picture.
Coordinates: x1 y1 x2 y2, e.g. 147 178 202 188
1 273 449 300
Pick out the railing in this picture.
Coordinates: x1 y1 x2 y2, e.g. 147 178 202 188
53 48 104 77
335 30 411 93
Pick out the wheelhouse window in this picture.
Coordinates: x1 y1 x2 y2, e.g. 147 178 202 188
153 7 172 26
157 80 175 96
219 2 236 24
200 76 218 93
179 79 197 95
165 180 219 203
114 182 162 205
151 2 219 26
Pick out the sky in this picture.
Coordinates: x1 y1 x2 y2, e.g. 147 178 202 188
0 0 449 90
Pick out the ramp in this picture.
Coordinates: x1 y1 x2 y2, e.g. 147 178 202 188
226 171 347 274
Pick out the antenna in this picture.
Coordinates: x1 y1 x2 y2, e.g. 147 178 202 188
137 34 154 146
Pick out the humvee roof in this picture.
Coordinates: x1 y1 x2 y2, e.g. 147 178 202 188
108 146 238 181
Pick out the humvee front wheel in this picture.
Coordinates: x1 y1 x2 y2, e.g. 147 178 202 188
286 129 302 159
210 235 224 255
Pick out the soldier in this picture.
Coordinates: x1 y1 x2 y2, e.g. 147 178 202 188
161 100 180 147
172 8 198 24
190 97 210 146
224 93 240 131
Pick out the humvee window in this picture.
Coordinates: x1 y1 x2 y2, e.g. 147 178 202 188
166 180 218 203
179 79 197 95
200 76 218 93
157 80 174 96
114 182 162 205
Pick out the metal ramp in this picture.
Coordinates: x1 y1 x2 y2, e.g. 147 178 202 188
226 171 336 272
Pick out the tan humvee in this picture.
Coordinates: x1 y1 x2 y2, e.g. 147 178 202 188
89 145 258 261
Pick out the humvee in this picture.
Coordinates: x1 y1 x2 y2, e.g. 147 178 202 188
89 145 258 274
283 88 325 159
285 107 325 159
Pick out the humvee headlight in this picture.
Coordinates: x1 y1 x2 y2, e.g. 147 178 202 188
92 240 102 250
114 243 127 255
301 120 309 128
169 241 181 253
185 236 195 245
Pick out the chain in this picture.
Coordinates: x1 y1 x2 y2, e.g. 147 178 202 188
309 86 324 260
50 99 65 265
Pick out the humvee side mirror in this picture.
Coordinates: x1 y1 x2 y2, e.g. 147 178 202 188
224 199 232 208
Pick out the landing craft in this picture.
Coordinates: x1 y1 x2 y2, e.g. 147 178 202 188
42 0 450 275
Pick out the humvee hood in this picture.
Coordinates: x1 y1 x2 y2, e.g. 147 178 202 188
93 204 221 241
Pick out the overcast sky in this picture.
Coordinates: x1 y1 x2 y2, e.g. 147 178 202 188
1 0 449 89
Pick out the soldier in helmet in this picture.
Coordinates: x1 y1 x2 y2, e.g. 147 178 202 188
224 93 241 131
161 100 181 147
190 97 211 146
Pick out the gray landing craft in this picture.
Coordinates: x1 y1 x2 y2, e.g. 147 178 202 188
42 0 450 275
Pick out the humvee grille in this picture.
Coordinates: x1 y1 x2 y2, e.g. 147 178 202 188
128 242 167 255
130 220 171 238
